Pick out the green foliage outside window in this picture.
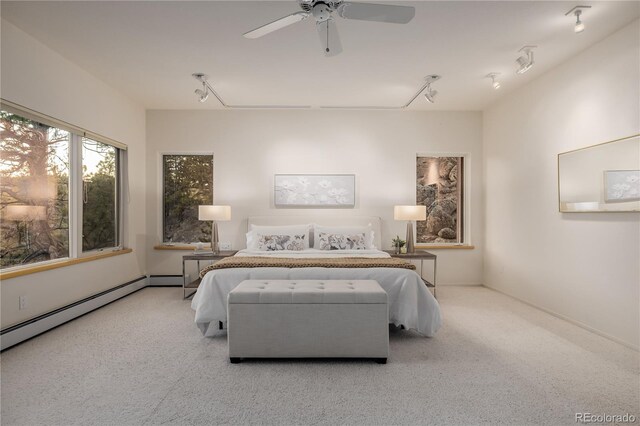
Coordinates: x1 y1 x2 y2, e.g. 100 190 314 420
163 154 213 243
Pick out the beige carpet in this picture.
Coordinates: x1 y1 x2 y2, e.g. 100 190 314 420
1 286 638 425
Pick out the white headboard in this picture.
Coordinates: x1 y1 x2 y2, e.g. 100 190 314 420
247 216 382 249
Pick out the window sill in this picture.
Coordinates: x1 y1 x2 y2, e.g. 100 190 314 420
154 244 209 251
415 245 475 250
0 248 133 280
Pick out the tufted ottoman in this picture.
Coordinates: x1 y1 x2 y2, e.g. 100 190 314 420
227 280 388 363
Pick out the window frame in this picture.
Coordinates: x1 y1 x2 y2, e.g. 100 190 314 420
415 152 471 247
0 99 127 272
160 152 214 244
78 136 122 256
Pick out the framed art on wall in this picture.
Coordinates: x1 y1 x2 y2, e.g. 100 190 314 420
604 170 640 203
274 174 355 207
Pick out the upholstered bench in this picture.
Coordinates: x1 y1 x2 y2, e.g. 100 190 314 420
227 279 389 364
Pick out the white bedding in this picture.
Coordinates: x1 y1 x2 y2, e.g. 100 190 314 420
191 249 442 337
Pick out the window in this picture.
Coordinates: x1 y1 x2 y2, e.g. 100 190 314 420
0 112 70 267
82 138 118 251
0 104 125 270
416 155 465 244
162 154 213 243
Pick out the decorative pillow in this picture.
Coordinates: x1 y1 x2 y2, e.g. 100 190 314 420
257 234 306 251
317 232 367 250
246 224 311 250
313 225 375 249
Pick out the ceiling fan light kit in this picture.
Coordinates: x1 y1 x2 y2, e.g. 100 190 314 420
243 0 415 56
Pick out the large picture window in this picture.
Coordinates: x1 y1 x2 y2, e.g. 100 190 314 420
162 154 213 243
0 105 125 270
416 155 465 244
0 112 70 267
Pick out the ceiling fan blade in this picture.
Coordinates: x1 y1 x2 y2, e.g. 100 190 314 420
317 19 343 57
337 2 415 24
243 11 309 39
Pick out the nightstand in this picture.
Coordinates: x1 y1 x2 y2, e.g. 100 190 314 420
384 250 437 298
182 251 237 298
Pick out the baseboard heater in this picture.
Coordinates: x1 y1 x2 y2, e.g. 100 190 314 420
1 276 148 351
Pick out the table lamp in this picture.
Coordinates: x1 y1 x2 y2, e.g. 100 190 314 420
198 205 231 254
394 205 426 253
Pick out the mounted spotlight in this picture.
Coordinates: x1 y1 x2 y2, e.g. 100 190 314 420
565 5 591 33
423 75 440 104
195 86 209 103
515 46 536 75
192 73 210 103
486 73 501 90
191 73 230 106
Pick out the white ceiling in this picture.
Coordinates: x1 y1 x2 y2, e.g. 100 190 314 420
1 1 638 110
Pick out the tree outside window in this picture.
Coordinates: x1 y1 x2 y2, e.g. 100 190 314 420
162 154 213 243
0 112 70 268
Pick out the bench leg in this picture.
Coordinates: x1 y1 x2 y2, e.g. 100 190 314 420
230 357 241 364
375 358 387 364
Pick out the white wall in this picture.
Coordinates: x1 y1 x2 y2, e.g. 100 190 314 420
146 110 483 285
0 20 147 328
483 20 640 348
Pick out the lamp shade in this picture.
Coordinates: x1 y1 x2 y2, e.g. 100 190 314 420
198 205 231 221
394 205 426 221
5 205 47 221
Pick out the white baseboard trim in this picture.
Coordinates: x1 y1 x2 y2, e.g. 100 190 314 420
148 275 182 286
1 276 148 351
483 285 639 352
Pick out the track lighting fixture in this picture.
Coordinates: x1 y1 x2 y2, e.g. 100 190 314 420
486 73 501 89
192 73 211 103
423 75 440 104
515 46 536 75
565 6 591 33
195 85 209 103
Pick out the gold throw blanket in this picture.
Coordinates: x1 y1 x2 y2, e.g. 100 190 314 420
200 256 416 278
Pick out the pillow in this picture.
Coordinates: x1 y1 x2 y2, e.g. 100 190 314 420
317 232 367 250
313 225 375 250
257 234 307 251
246 224 311 250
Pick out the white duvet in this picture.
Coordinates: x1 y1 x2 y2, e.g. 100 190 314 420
191 249 442 337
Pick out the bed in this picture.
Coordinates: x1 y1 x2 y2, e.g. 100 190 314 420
191 216 442 337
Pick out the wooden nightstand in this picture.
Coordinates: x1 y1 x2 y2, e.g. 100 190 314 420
384 250 437 298
182 251 237 299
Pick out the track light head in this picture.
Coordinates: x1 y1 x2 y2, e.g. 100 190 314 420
486 73 501 90
424 88 437 103
195 87 209 103
574 10 585 33
515 46 536 75
423 75 440 103
565 6 591 33
192 73 211 103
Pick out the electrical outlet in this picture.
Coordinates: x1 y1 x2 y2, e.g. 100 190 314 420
219 242 232 250
19 295 27 310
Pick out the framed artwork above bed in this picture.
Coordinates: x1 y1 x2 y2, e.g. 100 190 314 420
274 174 355 207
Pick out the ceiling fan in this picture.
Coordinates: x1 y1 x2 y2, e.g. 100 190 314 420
243 0 415 57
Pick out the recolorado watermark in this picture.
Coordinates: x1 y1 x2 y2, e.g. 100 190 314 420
576 413 637 424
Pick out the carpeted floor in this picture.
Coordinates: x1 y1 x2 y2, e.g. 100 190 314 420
1 286 638 426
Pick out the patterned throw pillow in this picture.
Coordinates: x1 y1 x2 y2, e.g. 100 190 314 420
317 232 367 250
257 234 306 251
